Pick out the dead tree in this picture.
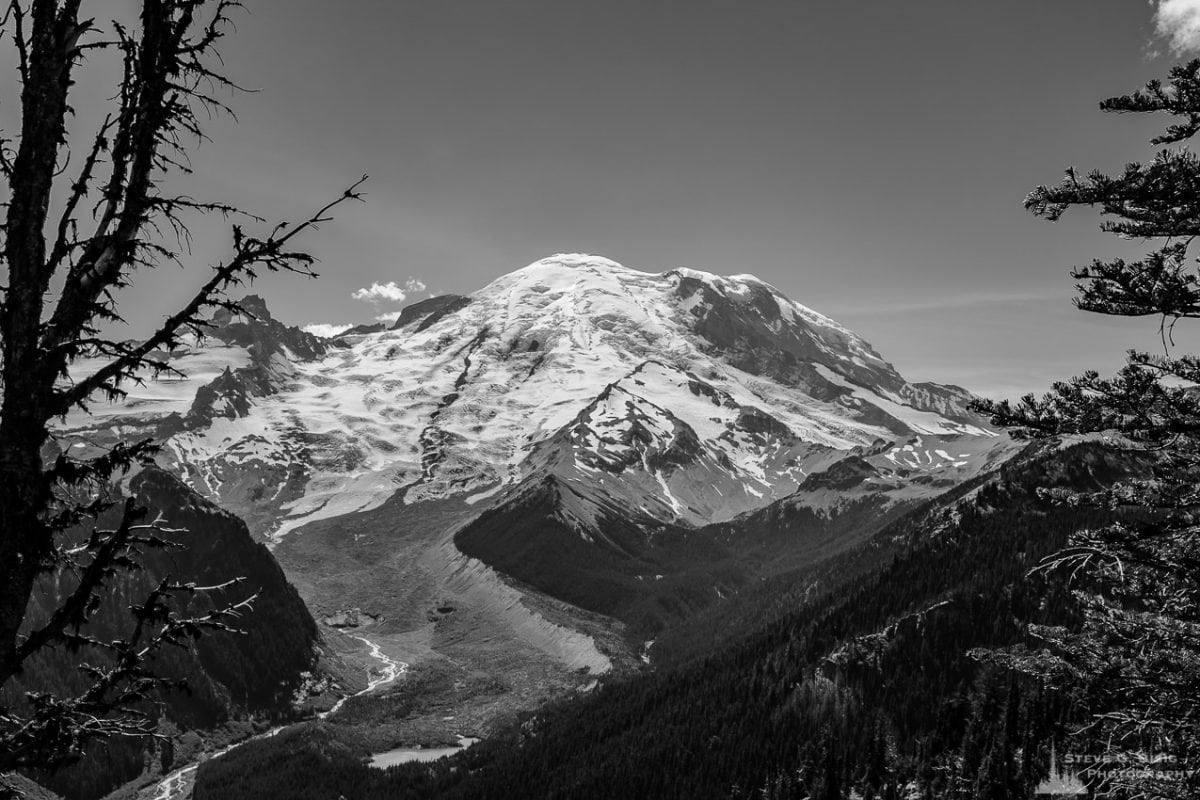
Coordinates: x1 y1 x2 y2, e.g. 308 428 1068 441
0 0 361 787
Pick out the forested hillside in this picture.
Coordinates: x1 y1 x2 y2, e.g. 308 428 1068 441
5 469 320 800
194 440 1149 799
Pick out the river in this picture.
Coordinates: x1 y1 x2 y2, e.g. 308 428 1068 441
150 634 407 800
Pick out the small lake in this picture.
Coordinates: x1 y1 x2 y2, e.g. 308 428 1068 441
368 736 479 768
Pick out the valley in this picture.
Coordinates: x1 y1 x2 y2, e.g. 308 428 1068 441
268 490 619 755
151 631 407 800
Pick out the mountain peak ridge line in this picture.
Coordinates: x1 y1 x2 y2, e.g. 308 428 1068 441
57 253 1006 546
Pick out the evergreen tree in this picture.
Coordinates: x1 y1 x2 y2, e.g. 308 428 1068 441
973 59 1200 798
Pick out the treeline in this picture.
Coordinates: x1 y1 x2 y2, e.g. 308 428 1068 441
194 441 1146 799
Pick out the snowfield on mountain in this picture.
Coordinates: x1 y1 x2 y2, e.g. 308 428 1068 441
58 253 1012 545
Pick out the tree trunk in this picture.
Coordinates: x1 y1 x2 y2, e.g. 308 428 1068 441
0 409 50 685
0 0 77 685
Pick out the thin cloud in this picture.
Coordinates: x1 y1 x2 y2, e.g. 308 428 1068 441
374 310 403 324
1152 0 1200 55
302 323 353 338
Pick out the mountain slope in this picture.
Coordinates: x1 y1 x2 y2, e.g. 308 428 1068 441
191 440 1156 800
40 254 1059 798
49 254 1026 669
60 255 1008 546
8 469 321 800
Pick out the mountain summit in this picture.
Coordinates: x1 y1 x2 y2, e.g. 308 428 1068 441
61 253 1008 544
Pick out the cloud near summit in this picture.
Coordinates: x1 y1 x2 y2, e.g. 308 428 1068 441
351 278 427 305
1153 0 1200 54
303 278 428 337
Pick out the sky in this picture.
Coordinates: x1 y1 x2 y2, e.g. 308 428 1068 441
24 0 1200 399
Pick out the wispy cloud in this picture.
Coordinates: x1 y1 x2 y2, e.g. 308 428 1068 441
1152 0 1200 55
374 310 403 324
302 323 353 338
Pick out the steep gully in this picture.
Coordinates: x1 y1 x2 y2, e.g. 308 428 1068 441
150 634 407 800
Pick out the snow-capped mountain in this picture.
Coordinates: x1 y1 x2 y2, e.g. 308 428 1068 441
59 253 1012 548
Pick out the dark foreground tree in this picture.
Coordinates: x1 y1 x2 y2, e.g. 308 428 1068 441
973 60 1200 799
0 1 361 794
